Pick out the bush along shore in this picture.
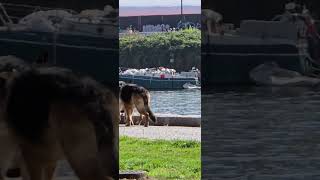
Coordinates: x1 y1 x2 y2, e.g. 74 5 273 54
120 29 201 72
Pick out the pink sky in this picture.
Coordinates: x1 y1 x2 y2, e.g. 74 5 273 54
120 6 200 17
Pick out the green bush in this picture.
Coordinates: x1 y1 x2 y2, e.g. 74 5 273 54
120 29 201 71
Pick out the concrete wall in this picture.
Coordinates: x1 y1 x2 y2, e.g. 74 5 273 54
120 114 201 127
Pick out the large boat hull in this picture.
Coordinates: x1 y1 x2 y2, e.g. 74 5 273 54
202 43 310 86
0 31 118 86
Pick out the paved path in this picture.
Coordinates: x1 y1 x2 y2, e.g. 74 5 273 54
119 125 201 141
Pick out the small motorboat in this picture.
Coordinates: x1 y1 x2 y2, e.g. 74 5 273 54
183 82 201 89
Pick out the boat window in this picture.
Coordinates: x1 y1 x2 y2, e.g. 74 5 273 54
97 27 104 34
36 51 49 64
316 21 320 32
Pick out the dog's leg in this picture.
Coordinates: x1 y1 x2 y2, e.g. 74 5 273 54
5 149 23 179
0 170 4 180
138 114 143 125
20 146 45 180
129 108 134 126
18 142 58 180
124 105 130 126
134 102 149 127
55 108 107 180
22 158 56 180
144 113 150 127
119 100 124 124
44 163 56 180
20 160 31 180
124 104 134 126
60 124 107 180
119 111 126 124
133 96 152 127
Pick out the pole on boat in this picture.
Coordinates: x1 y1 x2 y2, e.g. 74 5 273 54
53 31 57 64
0 3 13 27
181 0 184 22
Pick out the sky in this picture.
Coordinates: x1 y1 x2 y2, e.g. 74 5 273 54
120 0 200 7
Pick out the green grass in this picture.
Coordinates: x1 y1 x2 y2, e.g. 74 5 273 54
120 136 201 180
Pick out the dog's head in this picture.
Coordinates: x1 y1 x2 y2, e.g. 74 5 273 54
119 81 126 89
0 69 19 98
0 56 31 95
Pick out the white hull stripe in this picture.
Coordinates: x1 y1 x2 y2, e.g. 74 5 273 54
120 77 197 82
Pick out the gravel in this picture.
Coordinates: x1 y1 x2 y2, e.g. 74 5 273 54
119 125 201 142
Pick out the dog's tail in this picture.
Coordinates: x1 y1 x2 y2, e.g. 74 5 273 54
142 93 157 123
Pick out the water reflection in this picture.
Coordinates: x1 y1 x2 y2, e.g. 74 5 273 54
150 90 201 115
202 86 320 180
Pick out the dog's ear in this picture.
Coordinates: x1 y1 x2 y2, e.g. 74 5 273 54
0 70 16 88
0 72 13 81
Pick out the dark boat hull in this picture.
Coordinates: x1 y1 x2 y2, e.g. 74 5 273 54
0 30 118 86
202 43 309 86
119 75 197 90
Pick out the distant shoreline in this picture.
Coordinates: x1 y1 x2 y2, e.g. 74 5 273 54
120 5 200 17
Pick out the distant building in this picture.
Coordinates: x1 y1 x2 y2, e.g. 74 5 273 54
120 14 201 32
119 6 201 32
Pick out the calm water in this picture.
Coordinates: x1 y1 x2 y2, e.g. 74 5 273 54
150 90 201 116
202 87 320 180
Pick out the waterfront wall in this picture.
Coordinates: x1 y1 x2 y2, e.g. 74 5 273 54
120 114 201 127
119 29 201 71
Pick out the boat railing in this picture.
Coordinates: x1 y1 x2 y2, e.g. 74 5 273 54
0 3 13 27
0 3 77 23
316 20 320 32
302 53 320 78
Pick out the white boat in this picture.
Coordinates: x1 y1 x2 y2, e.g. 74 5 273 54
183 82 201 89
14 4 118 37
202 3 320 86
119 67 200 90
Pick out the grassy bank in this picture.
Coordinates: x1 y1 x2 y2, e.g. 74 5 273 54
120 29 201 71
120 136 201 179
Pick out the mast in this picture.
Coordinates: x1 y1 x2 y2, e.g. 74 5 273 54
181 0 184 21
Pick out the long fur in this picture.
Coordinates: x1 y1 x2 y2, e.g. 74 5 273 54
3 66 118 179
0 55 30 179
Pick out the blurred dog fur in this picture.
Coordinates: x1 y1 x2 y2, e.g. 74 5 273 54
0 56 118 180
0 56 31 180
119 82 156 127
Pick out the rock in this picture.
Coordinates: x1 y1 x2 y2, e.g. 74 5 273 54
120 170 147 180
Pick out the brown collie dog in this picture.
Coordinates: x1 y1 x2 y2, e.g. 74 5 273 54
119 83 156 127
0 58 118 180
